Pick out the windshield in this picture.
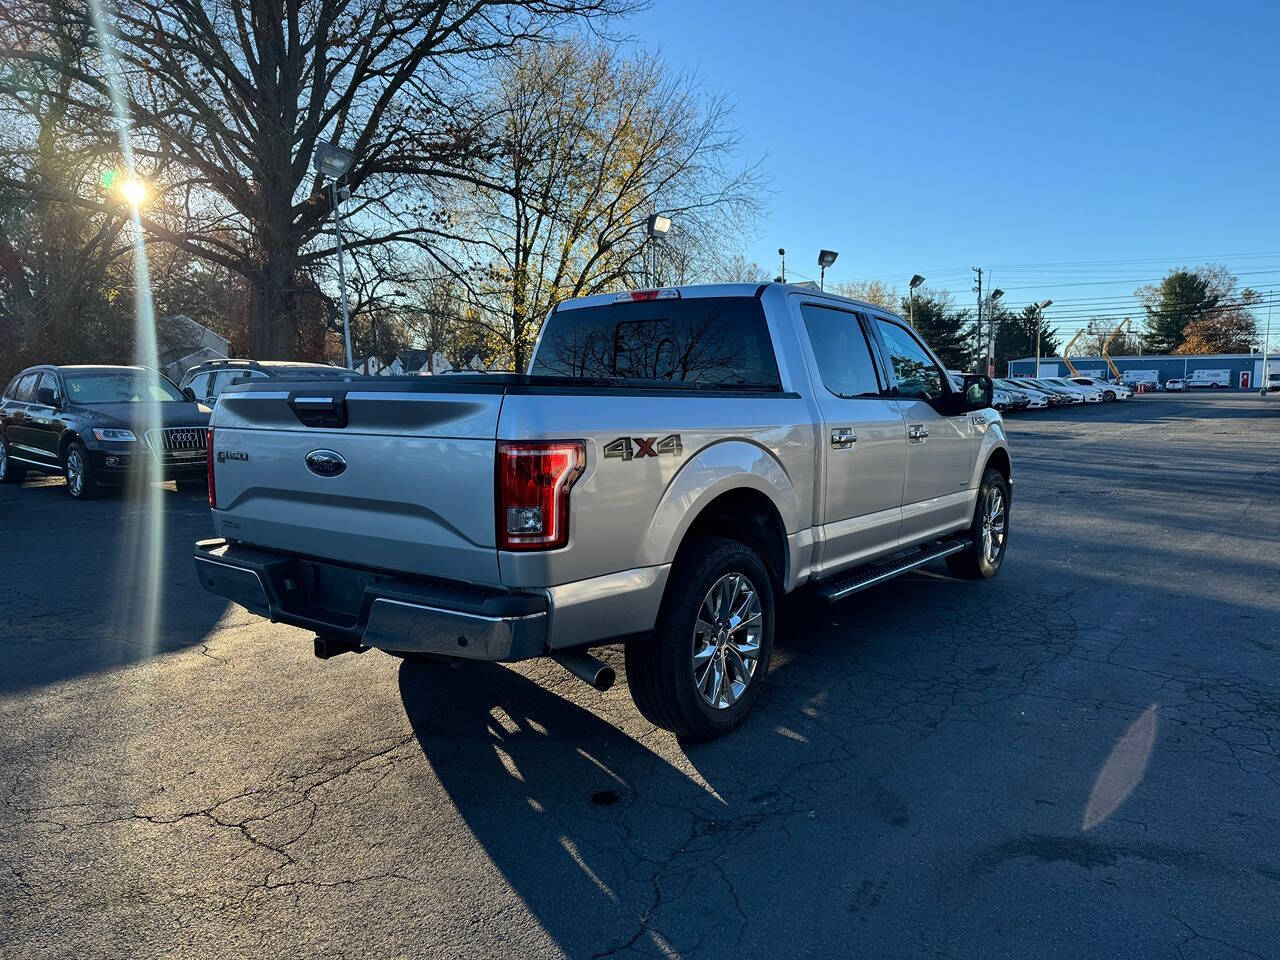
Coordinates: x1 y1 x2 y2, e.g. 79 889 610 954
63 370 185 404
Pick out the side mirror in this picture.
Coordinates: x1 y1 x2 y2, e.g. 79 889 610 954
956 374 993 413
35 386 59 407
181 386 197 402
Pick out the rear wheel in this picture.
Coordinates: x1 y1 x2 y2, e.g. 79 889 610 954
0 433 25 484
63 440 103 500
946 467 1009 579
626 537 775 739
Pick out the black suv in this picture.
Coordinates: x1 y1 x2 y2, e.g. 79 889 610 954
0 365 210 499
179 359 354 405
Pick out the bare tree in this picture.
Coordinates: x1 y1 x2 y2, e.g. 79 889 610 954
0 0 632 359
435 39 766 370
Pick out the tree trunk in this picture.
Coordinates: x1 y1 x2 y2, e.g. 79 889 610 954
249 250 299 359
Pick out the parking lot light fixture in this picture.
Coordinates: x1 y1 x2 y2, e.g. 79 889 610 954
314 140 355 369
909 274 925 328
1034 300 1053 376
991 288 1004 302
817 250 838 291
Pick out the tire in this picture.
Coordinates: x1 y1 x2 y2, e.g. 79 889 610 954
0 433 25 484
946 467 1010 580
63 439 103 500
1103 390 1115 401
625 537 775 739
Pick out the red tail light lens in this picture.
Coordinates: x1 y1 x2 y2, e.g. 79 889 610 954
497 441 585 551
206 427 217 508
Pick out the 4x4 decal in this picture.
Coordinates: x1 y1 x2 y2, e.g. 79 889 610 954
604 434 683 461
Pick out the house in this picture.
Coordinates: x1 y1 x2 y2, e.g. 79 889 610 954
156 315 229 383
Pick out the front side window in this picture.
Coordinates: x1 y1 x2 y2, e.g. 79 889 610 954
875 319 946 403
531 296 782 389
62 371 184 404
800 304 882 398
35 372 62 403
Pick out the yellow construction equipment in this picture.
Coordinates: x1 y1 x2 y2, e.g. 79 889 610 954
1060 328 1084 377
1100 319 1129 383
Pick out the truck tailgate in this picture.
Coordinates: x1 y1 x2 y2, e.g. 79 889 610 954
209 383 503 585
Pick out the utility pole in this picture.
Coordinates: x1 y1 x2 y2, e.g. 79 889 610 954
1263 294 1273 395
972 267 983 373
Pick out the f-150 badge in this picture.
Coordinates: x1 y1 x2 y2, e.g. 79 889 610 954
604 434 683 461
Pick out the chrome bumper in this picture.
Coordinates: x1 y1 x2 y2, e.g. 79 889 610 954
193 539 547 661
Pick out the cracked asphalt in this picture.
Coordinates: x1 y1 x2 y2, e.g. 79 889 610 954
2 392 1278 959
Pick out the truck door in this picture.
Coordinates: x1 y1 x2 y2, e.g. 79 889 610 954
796 302 907 572
871 317 978 544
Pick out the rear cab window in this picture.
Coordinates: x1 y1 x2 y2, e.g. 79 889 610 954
531 296 782 389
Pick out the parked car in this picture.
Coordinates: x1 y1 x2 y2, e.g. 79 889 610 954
1068 376 1131 400
0 365 210 499
195 283 1012 738
994 379 1050 410
179 359 357 406
1165 377 1187 392
1013 377 1082 404
1264 372 1280 394
1040 377 1104 403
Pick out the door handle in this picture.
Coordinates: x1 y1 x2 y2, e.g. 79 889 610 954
908 424 929 443
831 428 857 448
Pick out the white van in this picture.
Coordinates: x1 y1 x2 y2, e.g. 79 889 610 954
1186 369 1230 388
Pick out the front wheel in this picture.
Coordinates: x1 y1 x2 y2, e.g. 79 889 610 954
626 537 775 739
63 440 103 500
946 467 1010 579
1103 390 1115 401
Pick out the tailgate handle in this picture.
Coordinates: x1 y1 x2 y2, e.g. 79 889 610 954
288 392 348 428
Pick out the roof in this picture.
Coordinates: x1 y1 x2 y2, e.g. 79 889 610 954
552 282 906 321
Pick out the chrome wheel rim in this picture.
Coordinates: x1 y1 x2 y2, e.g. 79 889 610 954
66 449 84 495
981 487 1006 565
692 572 762 710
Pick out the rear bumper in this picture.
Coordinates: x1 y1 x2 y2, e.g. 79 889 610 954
193 539 547 661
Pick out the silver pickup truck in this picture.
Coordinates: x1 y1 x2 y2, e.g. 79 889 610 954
195 283 1011 738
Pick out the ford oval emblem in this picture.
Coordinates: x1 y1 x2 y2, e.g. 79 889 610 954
305 449 346 478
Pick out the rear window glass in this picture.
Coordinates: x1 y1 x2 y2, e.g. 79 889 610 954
531 297 782 389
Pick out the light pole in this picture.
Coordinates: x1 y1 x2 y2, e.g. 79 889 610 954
778 248 786 284
1033 299 1053 377
314 140 355 368
1263 293 1273 396
818 250 838 291
986 288 1004 376
908 274 924 328
645 214 671 286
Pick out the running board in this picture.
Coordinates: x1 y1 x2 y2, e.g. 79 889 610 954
814 540 968 603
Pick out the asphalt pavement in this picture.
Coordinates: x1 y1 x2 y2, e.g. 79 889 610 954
2 392 1278 959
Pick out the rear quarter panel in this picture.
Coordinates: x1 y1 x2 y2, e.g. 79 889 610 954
496 391 817 589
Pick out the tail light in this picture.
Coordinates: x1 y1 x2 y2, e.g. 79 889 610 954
206 427 217 508
496 441 585 551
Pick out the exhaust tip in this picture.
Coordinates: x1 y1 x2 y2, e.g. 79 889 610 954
552 652 615 691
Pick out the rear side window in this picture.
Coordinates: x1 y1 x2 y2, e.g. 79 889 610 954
10 373 38 402
800 304 882 398
531 297 782 389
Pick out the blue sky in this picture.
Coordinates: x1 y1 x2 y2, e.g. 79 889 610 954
625 0 1280 340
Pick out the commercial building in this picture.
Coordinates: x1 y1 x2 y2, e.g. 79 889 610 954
1007 353 1277 390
